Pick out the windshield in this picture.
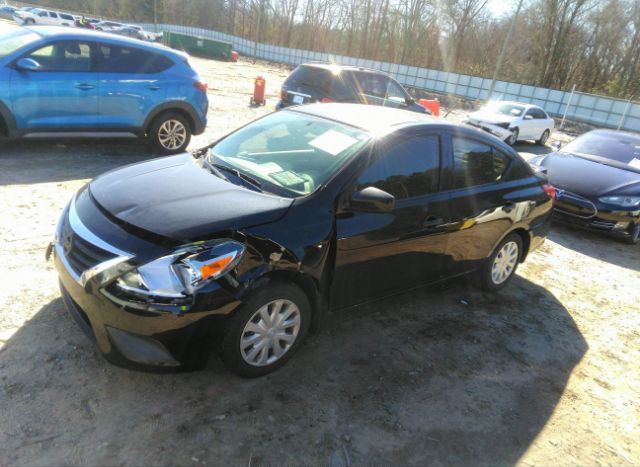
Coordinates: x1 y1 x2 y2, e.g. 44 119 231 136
0 29 39 60
209 111 370 197
485 102 525 117
562 131 640 166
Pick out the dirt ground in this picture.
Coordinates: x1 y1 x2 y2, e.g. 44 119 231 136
1 19 639 466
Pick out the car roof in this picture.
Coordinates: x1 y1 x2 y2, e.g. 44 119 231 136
492 100 542 110
584 128 640 142
289 103 442 133
300 62 389 75
25 26 180 58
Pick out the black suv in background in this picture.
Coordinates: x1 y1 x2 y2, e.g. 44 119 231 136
277 63 430 114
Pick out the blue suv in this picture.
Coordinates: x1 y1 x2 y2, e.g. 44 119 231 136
0 26 208 154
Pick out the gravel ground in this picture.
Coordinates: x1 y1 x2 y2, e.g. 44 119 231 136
1 19 639 466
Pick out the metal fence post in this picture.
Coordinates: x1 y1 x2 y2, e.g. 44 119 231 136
617 100 631 131
560 84 576 130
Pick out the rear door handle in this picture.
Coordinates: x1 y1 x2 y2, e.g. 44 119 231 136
75 83 95 90
147 85 161 90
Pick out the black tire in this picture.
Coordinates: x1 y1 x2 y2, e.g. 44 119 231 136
221 283 311 378
147 111 191 155
624 223 640 245
24 18 35 25
476 233 523 292
506 128 519 146
537 129 550 145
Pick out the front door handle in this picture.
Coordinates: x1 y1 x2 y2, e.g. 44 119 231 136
75 83 95 90
147 85 161 91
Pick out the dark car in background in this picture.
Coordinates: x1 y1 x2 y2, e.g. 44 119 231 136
530 129 640 244
50 104 554 377
277 63 430 114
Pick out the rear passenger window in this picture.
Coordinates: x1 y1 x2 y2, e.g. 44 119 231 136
452 137 509 188
96 44 173 73
357 135 440 199
353 72 387 98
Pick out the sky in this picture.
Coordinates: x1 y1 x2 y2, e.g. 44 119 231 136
488 0 519 18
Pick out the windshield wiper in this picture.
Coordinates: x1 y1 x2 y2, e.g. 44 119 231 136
201 157 229 182
211 161 263 192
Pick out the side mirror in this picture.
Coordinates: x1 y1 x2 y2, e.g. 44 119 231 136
524 114 534 120
405 97 415 106
349 186 395 213
551 140 562 151
15 58 41 72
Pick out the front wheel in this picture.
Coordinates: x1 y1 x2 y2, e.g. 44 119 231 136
476 233 523 292
506 128 519 146
147 112 192 155
537 129 550 145
624 223 640 245
221 283 311 377
24 18 35 25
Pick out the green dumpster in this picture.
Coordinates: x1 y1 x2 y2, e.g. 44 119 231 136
165 32 232 61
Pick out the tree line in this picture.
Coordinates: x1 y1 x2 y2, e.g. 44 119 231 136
33 0 640 100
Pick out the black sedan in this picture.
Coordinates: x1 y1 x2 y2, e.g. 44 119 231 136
530 129 640 244
49 104 554 377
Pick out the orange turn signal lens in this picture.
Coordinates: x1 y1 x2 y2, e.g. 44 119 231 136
200 254 233 280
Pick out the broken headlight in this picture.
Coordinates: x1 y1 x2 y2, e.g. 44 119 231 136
112 240 245 300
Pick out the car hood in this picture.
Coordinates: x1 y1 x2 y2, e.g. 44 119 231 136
467 110 518 125
539 152 640 198
89 153 294 242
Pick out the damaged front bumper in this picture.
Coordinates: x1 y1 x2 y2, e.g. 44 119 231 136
464 119 513 142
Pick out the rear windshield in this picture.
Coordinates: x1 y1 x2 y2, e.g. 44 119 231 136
0 29 39 60
286 66 335 91
563 131 640 165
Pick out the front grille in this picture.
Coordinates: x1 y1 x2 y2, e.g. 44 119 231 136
59 213 117 276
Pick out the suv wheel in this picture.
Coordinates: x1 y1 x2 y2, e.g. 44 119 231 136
476 233 523 291
506 128 519 146
221 283 311 377
24 18 35 25
148 112 191 155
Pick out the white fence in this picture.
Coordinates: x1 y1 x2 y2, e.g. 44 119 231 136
143 23 640 132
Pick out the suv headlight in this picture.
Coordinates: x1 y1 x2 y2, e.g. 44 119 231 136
111 240 245 301
598 196 640 208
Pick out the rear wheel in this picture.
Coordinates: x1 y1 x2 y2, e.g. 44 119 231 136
147 112 191 155
506 128 519 146
476 233 523 291
537 129 550 145
221 283 311 377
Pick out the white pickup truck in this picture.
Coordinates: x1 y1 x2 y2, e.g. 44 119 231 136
14 8 76 27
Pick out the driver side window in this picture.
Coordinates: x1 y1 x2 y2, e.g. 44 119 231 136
386 79 407 100
24 41 92 72
357 135 440 200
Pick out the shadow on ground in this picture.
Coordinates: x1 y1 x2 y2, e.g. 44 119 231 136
513 141 554 156
0 139 156 185
0 276 587 466
549 222 640 272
